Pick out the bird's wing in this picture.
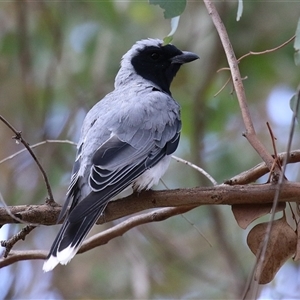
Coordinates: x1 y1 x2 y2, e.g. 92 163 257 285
68 118 180 223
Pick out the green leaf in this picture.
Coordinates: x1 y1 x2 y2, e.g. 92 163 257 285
163 35 173 45
149 0 186 19
294 17 300 66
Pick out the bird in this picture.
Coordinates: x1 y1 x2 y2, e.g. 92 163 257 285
43 38 199 272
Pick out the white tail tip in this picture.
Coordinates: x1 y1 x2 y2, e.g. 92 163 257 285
43 255 59 272
56 244 78 265
43 244 80 272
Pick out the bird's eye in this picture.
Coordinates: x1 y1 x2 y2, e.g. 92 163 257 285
150 52 160 60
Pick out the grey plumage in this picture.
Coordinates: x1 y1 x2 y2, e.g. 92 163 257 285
43 38 199 271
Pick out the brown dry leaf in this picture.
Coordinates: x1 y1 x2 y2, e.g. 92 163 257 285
232 203 286 229
247 216 297 284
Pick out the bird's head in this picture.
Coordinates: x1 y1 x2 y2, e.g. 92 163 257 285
116 39 199 94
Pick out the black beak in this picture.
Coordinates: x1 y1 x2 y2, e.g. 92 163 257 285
171 51 199 64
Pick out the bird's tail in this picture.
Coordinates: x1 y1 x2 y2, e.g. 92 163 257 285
43 202 106 272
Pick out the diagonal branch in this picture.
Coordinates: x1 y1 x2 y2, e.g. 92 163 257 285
79 205 196 254
0 115 55 203
0 206 196 268
202 0 280 178
1 225 36 258
226 150 300 185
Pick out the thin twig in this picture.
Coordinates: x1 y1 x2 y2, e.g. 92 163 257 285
180 213 213 247
217 67 230 73
0 192 41 226
238 35 296 62
214 76 231 97
160 173 212 247
215 34 294 97
266 122 278 161
1 225 36 258
265 122 282 183
0 115 55 203
172 155 218 186
0 139 76 165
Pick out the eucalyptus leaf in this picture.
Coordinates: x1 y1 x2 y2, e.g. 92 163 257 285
289 93 300 122
163 36 173 45
163 16 180 44
236 0 243 21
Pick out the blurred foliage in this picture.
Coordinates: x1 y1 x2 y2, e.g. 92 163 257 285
0 1 300 299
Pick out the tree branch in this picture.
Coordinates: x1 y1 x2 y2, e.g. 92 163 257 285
202 0 280 178
1 181 300 227
0 206 196 268
79 206 196 254
1 180 300 268
0 115 55 203
225 150 300 185
238 35 295 62
1 225 35 258
0 250 48 268
1 152 300 268
0 139 76 165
